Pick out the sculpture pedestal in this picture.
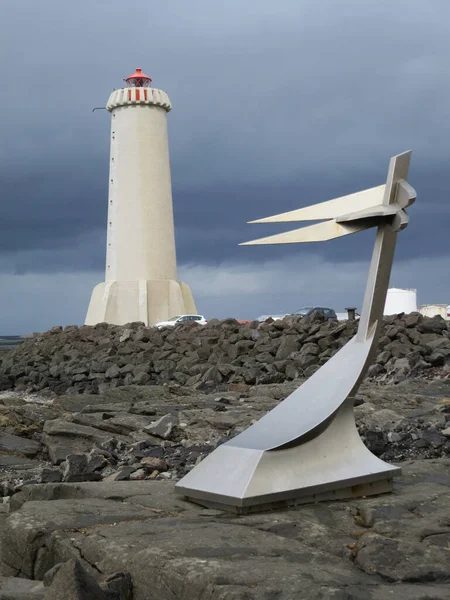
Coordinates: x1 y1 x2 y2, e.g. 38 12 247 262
85 279 196 326
175 398 400 514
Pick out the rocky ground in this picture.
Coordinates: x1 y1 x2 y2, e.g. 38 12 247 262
0 314 449 598
0 377 449 598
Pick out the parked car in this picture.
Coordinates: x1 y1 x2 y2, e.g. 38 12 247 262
291 307 337 320
155 314 207 328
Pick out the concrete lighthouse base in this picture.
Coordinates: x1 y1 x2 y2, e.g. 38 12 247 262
85 279 197 327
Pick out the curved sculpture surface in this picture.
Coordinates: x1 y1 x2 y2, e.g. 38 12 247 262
175 151 416 513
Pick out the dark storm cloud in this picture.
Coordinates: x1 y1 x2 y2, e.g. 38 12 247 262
1 0 450 331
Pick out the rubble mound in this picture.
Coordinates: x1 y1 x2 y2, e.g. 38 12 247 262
1 312 450 396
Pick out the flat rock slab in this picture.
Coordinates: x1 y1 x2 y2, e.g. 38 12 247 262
0 455 40 469
1 498 153 579
14 480 191 512
1 459 449 599
42 419 129 464
0 576 45 599
0 434 41 458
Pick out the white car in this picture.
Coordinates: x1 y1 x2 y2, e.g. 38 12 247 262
155 314 207 328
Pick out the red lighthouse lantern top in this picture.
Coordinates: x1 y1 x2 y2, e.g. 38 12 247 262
125 68 152 88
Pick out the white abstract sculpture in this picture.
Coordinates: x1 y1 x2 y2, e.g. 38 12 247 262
175 151 416 513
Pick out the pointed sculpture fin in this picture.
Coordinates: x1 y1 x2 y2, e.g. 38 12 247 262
240 219 372 245
249 185 385 224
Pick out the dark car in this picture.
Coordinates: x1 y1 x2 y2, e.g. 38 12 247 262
291 307 337 320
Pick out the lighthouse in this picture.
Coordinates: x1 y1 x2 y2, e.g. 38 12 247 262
85 68 197 326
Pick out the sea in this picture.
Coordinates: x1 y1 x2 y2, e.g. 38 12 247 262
0 335 24 350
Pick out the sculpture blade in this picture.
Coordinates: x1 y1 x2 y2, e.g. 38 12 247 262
336 204 400 223
240 219 372 245
249 185 385 224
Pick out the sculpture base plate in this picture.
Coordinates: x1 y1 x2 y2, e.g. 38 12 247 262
181 476 394 515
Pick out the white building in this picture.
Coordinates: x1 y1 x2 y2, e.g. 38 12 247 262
383 287 417 315
85 68 196 326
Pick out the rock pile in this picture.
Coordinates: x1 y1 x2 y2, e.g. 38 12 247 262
1 312 450 396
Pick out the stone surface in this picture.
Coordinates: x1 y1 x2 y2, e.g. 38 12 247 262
1 317 450 598
0 576 45 599
1 498 153 579
0 434 41 458
61 454 102 483
0 460 449 599
44 559 108 599
143 414 176 439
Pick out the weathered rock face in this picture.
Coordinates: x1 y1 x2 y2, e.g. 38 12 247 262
0 378 449 503
1 459 450 599
0 376 449 598
1 313 450 396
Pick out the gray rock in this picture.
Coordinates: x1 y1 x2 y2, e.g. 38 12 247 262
101 572 133 600
299 342 320 356
355 532 450 582
129 468 146 480
418 316 448 334
44 559 108 600
421 430 445 448
0 434 41 458
1 498 152 579
377 350 391 365
0 455 40 469
98 413 153 435
62 454 102 482
143 414 177 440
119 329 134 343
43 563 64 587
133 372 151 385
275 336 300 360
87 450 109 472
105 364 121 379
367 364 384 378
0 576 46 599
43 419 114 443
106 467 137 481
43 419 125 464
40 467 62 483
294 353 318 369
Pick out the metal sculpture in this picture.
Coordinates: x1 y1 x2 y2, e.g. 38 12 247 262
175 151 416 513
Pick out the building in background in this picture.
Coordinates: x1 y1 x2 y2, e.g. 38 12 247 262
85 69 196 326
384 287 417 315
418 304 448 319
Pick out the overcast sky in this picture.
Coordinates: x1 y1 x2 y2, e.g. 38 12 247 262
1 0 450 334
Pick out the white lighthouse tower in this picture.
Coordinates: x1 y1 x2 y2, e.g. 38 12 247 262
85 68 197 326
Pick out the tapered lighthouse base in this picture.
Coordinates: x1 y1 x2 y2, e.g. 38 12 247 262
85 279 197 326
